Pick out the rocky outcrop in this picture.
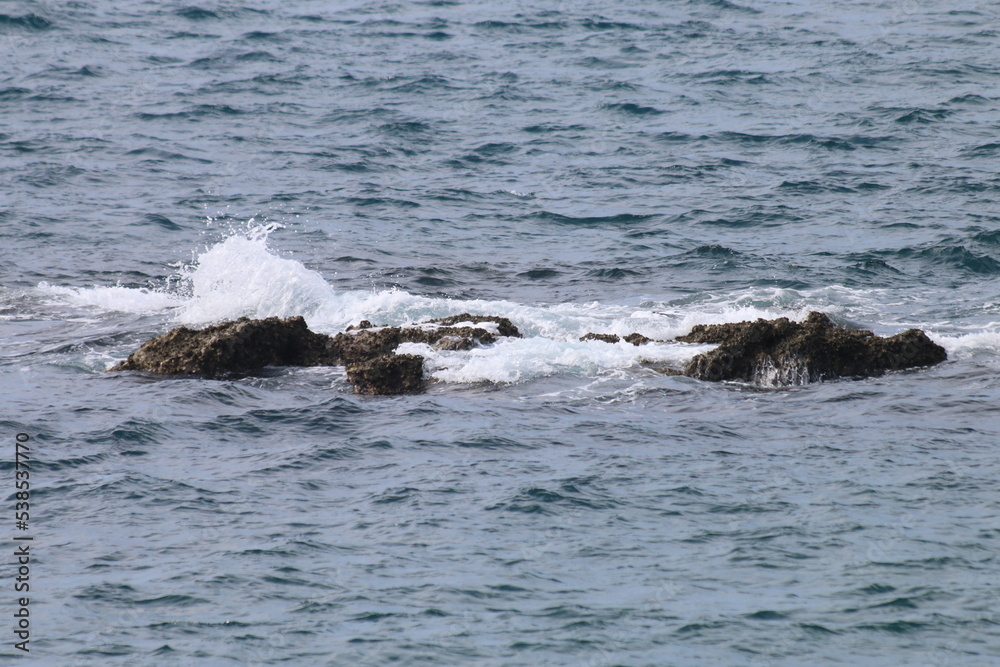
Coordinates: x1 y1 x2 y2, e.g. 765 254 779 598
111 313 522 395
109 316 336 376
675 311 946 384
345 354 425 395
110 311 945 393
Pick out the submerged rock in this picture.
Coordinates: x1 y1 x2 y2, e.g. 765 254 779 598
109 316 336 376
345 354 425 395
675 311 946 384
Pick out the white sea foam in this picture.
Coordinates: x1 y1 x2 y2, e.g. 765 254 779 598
37 282 182 313
397 337 713 385
930 329 1000 359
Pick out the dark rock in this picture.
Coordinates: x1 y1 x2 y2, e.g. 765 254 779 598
580 332 620 343
346 320 374 331
425 313 522 338
623 333 653 346
109 316 336 376
345 353 425 395
676 311 946 384
580 332 654 345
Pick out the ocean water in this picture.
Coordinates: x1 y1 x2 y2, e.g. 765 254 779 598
2 0 1000 664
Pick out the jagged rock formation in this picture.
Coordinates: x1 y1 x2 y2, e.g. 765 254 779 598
110 313 522 395
109 316 336 376
675 311 946 384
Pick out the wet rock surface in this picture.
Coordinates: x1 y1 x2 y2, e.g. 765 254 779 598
675 311 947 384
346 354 425 395
109 316 336 376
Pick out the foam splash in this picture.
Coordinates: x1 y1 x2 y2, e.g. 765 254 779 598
397 337 714 384
176 233 338 325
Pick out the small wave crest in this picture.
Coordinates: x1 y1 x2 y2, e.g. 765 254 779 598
37 283 182 314
930 329 1000 359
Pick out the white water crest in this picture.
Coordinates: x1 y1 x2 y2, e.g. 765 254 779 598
36 282 183 313
930 329 1000 360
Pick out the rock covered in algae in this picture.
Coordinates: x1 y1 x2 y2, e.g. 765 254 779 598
109 316 336 376
675 311 946 384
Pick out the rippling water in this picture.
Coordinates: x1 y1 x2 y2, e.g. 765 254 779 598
2 0 1000 664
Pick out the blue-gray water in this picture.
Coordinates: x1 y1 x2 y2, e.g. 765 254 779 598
2 0 1000 664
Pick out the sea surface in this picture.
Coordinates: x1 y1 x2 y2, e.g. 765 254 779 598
2 0 1000 664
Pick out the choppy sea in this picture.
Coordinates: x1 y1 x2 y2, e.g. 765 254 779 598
2 0 1000 664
